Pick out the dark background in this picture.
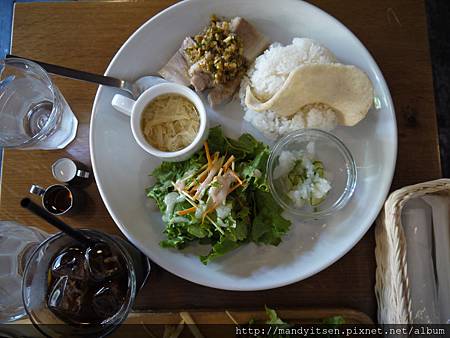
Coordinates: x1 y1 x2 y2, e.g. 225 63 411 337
426 0 450 178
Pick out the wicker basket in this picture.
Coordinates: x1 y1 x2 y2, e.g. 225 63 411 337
375 178 450 324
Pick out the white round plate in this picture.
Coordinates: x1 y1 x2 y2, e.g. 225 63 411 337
90 0 397 290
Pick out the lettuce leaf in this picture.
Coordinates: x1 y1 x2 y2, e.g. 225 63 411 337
251 190 291 245
265 306 287 325
208 126 267 161
240 149 270 192
147 126 291 263
322 315 345 325
200 235 241 264
146 151 205 210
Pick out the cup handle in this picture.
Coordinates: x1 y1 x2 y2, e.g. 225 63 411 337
76 169 90 179
30 184 46 196
112 94 135 117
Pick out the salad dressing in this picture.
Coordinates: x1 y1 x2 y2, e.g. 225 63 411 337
215 203 232 219
163 192 185 221
194 202 207 219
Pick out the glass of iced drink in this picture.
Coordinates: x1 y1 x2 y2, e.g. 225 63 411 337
0 221 48 323
0 58 78 149
22 229 143 337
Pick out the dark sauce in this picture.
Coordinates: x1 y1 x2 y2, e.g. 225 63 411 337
46 241 128 325
43 186 72 214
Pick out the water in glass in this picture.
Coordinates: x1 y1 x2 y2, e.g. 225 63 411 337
0 58 78 149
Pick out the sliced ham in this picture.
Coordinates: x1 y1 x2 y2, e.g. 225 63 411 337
208 171 237 207
194 158 223 200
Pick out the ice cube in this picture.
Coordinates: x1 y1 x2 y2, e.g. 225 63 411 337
91 281 123 319
51 246 89 280
47 276 86 319
85 242 122 281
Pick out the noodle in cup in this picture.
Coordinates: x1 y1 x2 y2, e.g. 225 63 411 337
111 83 208 161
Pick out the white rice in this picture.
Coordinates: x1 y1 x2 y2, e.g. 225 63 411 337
240 38 338 139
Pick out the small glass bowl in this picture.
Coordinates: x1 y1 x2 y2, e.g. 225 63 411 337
267 129 356 219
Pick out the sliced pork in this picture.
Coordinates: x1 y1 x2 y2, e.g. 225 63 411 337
230 17 269 62
158 37 195 87
189 61 213 92
208 76 241 107
159 17 269 107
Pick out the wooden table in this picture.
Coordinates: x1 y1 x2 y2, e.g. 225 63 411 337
0 0 441 322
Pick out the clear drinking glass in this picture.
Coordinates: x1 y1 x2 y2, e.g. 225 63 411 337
0 58 78 149
22 229 149 337
0 221 49 323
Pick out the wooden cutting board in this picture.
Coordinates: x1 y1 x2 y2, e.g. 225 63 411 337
13 308 373 325
125 308 373 324
11 308 372 337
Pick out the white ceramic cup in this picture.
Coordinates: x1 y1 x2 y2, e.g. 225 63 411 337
111 83 207 161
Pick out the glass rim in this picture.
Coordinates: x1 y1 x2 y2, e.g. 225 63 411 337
267 128 357 219
0 223 49 323
22 228 137 333
1 57 60 148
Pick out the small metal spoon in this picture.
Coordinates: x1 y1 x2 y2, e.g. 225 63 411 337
6 54 166 98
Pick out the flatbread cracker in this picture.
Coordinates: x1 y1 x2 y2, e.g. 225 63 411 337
245 63 374 126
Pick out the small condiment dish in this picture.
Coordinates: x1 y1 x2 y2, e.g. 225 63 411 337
111 82 207 161
267 129 357 219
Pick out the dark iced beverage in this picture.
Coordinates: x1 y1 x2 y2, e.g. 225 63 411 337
47 241 128 324
23 230 140 337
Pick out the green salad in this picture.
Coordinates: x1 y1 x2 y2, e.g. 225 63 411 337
147 126 291 264
257 307 345 338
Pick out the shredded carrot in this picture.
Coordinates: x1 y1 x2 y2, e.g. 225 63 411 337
177 206 197 216
188 166 210 190
228 170 243 185
204 141 212 168
198 173 208 183
202 203 217 223
222 155 235 172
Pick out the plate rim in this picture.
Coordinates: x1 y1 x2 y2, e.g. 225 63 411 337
90 0 397 290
